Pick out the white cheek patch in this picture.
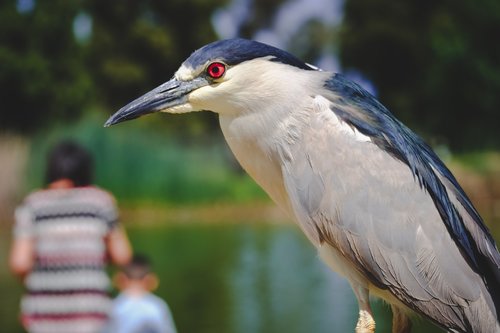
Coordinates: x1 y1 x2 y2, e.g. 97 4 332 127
187 85 214 107
175 64 198 81
313 95 371 143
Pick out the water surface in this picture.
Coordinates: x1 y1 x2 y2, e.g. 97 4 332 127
128 222 443 333
4 218 495 332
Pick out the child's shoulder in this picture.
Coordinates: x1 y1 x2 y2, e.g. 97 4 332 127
143 292 168 308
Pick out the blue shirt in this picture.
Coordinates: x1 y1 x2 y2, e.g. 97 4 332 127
107 292 177 333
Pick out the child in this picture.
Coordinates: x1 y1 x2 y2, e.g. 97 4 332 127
107 254 177 333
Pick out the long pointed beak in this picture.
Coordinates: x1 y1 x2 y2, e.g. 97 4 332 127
104 77 207 127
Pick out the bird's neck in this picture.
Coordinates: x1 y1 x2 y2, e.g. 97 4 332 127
219 104 311 218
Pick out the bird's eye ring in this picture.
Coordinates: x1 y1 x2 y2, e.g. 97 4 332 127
207 62 226 79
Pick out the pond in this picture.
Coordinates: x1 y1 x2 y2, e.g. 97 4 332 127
1 220 448 333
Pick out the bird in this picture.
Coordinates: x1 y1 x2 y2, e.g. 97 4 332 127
105 38 500 333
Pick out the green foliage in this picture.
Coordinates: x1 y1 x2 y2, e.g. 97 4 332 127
340 0 500 150
0 0 91 134
0 0 227 136
452 151 500 174
25 112 267 203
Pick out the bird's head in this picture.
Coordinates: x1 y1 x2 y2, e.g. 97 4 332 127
105 38 320 126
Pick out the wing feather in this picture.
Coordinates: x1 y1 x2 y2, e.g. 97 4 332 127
324 74 500 306
279 83 499 331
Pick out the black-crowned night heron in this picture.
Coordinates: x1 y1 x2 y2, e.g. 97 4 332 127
106 38 500 333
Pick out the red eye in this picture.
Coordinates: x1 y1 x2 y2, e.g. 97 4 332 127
207 62 226 79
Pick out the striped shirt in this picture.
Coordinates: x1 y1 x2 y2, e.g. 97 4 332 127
14 186 119 333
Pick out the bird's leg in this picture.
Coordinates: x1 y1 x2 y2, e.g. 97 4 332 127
391 305 412 333
352 284 376 333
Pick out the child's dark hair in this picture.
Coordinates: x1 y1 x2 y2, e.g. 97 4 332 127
45 140 93 186
123 254 152 280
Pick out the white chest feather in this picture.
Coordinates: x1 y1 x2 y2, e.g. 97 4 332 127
219 113 295 217
218 93 373 223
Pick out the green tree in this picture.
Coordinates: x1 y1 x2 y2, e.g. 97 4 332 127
0 0 91 134
340 0 500 150
0 0 228 136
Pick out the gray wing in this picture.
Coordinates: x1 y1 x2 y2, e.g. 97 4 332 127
324 74 500 283
279 92 498 332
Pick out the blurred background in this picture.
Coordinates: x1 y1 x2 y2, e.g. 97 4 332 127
1 0 499 332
